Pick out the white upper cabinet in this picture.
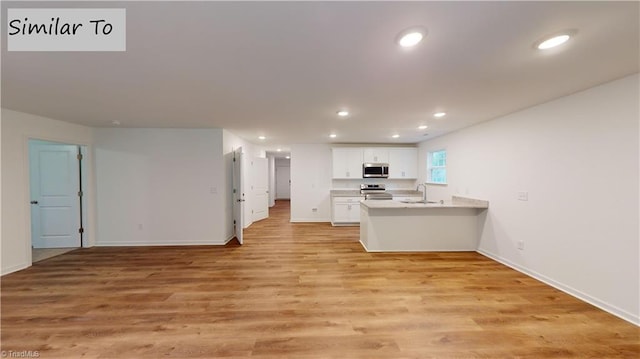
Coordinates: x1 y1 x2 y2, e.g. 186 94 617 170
363 148 389 163
332 146 417 179
388 147 418 179
332 148 363 179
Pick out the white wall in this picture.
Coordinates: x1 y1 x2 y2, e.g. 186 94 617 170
1 109 95 274
290 144 333 222
94 128 226 245
418 74 640 325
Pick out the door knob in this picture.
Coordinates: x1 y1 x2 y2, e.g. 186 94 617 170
30 200 39 204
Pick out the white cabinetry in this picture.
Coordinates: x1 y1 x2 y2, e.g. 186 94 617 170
388 148 418 179
363 148 389 163
332 148 363 179
331 197 361 225
332 146 417 179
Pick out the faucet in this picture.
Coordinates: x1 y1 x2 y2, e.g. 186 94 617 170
416 183 427 202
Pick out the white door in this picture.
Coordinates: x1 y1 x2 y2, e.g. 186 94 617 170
252 157 269 222
232 148 245 244
29 141 81 248
276 165 291 199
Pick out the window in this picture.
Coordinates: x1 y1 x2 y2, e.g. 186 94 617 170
428 149 447 184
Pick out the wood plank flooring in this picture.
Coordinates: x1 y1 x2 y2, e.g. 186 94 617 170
32 247 78 263
2 200 638 358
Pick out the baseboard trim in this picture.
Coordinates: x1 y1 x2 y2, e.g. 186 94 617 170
96 241 230 247
359 240 369 252
477 249 640 326
331 222 360 227
290 218 330 223
1 262 30 276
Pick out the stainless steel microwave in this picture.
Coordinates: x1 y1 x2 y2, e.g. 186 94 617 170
363 163 389 178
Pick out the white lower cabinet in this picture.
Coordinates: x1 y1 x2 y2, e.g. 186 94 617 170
331 197 362 225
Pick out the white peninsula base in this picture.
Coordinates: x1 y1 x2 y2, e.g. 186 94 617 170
359 196 489 252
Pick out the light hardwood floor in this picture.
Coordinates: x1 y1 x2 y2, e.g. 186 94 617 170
32 247 78 263
1 200 638 358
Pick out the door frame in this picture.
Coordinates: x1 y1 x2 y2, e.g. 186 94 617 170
232 147 245 244
275 164 291 200
23 135 93 264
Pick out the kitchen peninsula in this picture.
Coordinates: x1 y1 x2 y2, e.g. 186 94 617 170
360 196 489 252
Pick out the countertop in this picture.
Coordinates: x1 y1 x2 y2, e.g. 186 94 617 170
361 195 489 209
330 189 423 197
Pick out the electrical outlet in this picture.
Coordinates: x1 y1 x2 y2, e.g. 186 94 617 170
517 240 525 250
517 191 529 201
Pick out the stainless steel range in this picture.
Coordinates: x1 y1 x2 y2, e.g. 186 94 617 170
360 184 393 200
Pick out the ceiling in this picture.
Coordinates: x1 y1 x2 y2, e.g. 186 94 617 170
2 1 638 151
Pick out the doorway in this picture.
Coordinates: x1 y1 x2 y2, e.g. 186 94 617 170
275 158 291 200
28 139 86 262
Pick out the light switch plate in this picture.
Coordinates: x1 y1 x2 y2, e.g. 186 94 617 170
517 191 528 201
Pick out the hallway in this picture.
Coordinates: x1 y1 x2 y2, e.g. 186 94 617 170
240 200 360 244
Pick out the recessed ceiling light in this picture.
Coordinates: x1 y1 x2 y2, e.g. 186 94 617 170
392 134 400 139
418 125 428 130
111 120 121 126
537 34 570 50
329 134 337 138
397 27 426 48
337 110 349 117
285 156 291 159
433 112 446 118
258 136 266 140
535 30 576 50
277 148 282 152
